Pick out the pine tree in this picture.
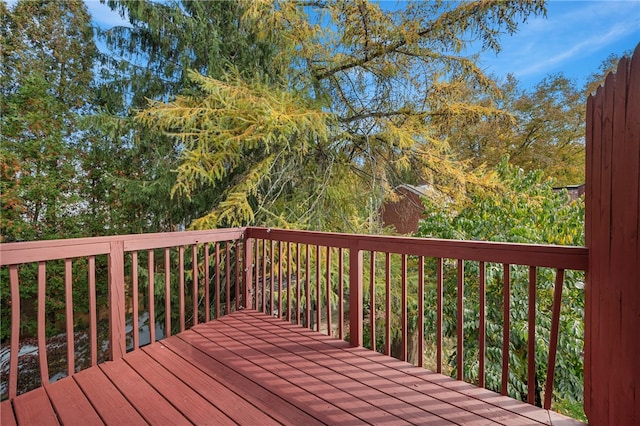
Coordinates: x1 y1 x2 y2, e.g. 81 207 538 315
138 0 545 231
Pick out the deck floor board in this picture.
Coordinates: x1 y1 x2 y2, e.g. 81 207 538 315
2 310 585 425
45 376 103 426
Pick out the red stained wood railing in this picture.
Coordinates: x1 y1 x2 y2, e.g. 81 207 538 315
478 261 486 388
456 259 464 381
37 262 49 384
132 251 139 350
1 226 587 410
436 257 443 374
164 248 171 337
0 228 245 400
369 251 376 352
502 263 511 396
245 227 588 411
527 266 537 405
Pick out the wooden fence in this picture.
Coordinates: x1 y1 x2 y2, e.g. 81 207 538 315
584 43 640 424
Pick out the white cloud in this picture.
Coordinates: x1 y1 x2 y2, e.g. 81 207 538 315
516 20 637 76
479 0 640 85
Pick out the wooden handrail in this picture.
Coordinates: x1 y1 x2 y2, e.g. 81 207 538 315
245 227 588 270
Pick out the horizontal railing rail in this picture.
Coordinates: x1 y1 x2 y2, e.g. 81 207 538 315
0 228 247 400
245 227 589 411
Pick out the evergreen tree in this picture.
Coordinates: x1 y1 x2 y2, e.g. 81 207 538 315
1 0 97 241
84 0 280 233
138 0 546 231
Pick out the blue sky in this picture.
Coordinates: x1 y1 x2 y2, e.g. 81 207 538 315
87 0 640 90
475 1 640 89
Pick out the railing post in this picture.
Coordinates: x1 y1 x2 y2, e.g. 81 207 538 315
349 241 363 347
243 236 254 309
108 241 126 360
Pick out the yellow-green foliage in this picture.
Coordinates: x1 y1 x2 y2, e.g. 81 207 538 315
138 70 332 228
138 0 545 232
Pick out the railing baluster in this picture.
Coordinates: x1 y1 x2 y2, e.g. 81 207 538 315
326 246 332 336
296 243 301 325
418 256 424 368
108 241 126 361
287 242 292 322
528 266 537 405
38 262 49 386
270 240 275 317
305 244 311 328
253 238 260 311
65 259 74 377
544 269 565 410
243 238 253 310
179 246 185 331
9 265 20 399
204 244 210 323
88 256 97 367
502 263 511 396
479 261 486 388
401 254 407 362
348 243 363 347
315 245 321 332
262 240 267 313
278 241 283 318
215 242 221 319
235 241 240 311
338 247 344 340
370 251 376 352
164 248 171 337
385 252 391 356
148 250 155 343
436 258 443 374
192 245 198 326
132 251 139 349
226 242 231 316
457 259 464 380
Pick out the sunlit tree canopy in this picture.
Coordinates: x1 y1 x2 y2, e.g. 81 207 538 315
139 0 545 231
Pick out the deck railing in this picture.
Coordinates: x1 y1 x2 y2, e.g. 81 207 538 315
0 228 247 400
244 227 588 410
1 227 588 412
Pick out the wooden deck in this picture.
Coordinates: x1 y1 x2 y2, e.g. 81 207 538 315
1 310 584 425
